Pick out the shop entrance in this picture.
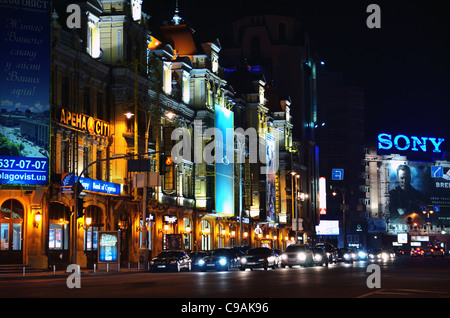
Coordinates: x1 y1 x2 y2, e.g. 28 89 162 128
0 199 24 264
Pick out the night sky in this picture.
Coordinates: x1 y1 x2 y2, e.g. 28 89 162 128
147 0 450 145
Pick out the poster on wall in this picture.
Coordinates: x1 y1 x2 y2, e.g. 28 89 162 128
98 231 120 263
214 104 234 216
387 161 450 234
0 1 51 186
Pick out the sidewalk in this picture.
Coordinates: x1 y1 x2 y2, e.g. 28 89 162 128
0 265 150 281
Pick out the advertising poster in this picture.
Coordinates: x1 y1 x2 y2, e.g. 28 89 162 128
0 1 51 185
387 161 450 234
98 231 120 263
266 133 276 222
214 105 234 216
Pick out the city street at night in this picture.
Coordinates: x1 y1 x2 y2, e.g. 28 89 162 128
1 257 450 300
1 0 450 309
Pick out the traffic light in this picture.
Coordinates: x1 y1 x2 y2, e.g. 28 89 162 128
72 181 85 219
159 154 166 175
76 197 85 219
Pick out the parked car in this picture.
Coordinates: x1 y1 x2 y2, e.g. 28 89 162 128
312 247 329 266
150 250 191 272
281 244 314 268
188 251 209 270
239 247 278 270
337 248 353 264
198 248 243 271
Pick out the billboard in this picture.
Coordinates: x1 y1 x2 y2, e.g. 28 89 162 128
214 105 234 216
316 220 339 235
266 132 276 222
98 231 120 263
0 1 51 185
386 161 450 234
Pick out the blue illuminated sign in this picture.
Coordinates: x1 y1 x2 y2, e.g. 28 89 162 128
332 169 344 181
98 231 119 263
215 105 234 216
60 173 121 196
0 1 51 186
378 133 445 153
0 157 48 185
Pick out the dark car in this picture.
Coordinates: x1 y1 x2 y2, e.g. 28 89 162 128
316 243 338 264
150 250 191 272
336 248 353 263
188 251 209 270
281 244 314 268
312 247 329 266
239 247 278 270
198 248 243 271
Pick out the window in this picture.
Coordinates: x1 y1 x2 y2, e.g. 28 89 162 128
0 199 24 251
84 206 104 252
48 202 70 251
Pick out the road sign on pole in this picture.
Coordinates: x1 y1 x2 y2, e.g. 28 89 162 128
332 169 344 180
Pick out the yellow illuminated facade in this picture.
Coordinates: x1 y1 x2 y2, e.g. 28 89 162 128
0 1 312 270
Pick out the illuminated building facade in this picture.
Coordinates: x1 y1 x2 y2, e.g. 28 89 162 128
0 1 319 269
364 138 450 251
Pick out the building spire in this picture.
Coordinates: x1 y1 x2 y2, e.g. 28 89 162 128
172 0 182 25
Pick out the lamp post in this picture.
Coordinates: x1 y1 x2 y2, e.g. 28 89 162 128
332 186 348 248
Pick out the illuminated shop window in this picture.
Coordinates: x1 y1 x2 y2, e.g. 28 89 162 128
84 206 104 251
48 202 70 251
0 199 23 251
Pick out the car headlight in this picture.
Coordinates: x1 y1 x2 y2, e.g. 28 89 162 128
219 258 227 266
381 252 389 260
198 259 205 266
297 253 306 261
240 258 247 264
314 254 322 262
358 252 367 258
281 254 287 260
344 253 350 259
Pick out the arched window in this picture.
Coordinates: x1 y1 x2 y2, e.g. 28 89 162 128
201 220 211 251
0 199 23 251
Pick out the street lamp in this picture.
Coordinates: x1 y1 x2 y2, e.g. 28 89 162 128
332 186 349 248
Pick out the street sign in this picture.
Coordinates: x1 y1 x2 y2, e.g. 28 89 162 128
431 166 443 178
332 169 344 180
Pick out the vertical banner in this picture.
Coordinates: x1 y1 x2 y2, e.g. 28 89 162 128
319 177 327 215
214 105 234 216
266 132 276 222
0 1 51 185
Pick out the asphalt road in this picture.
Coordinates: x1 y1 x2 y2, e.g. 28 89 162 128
1 257 449 301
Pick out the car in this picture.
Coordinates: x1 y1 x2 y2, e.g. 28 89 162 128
337 248 354 263
273 249 283 267
311 247 329 266
239 247 278 270
150 250 191 272
410 248 425 258
356 248 368 261
281 244 314 268
430 246 445 258
188 251 209 270
316 244 338 264
198 248 243 271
